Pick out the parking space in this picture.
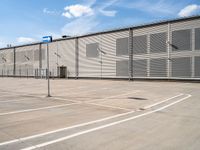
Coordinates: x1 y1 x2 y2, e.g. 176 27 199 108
0 78 199 150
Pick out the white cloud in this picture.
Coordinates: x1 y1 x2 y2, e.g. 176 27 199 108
119 0 179 16
178 4 200 17
62 12 72 18
100 10 117 17
61 0 119 36
17 37 36 44
61 16 99 36
62 4 93 18
43 8 60 15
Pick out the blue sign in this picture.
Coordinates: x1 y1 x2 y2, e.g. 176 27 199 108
43 36 52 43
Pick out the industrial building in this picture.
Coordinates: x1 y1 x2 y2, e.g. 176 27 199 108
0 15 200 80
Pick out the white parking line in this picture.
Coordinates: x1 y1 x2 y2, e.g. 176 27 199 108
86 90 140 103
143 93 184 109
0 110 136 146
0 98 29 103
49 97 81 103
86 102 132 111
21 94 191 150
0 102 80 116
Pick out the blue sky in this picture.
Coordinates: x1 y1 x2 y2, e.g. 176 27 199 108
0 0 200 48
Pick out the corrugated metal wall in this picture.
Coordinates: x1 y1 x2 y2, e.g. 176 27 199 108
0 17 199 80
78 35 101 77
132 24 168 78
15 45 40 77
0 48 14 76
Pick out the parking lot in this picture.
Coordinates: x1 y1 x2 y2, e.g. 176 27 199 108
0 78 199 150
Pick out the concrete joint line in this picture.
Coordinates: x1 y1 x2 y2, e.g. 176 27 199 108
0 102 80 116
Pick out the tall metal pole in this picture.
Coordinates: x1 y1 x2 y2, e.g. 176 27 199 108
47 43 51 97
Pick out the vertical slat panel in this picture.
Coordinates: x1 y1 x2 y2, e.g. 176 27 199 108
171 57 191 78
195 28 200 50
150 58 167 77
15 45 39 77
58 39 76 77
133 59 147 77
194 56 200 77
0 48 14 76
78 35 101 77
101 31 129 78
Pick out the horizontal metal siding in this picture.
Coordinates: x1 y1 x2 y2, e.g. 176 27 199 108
194 56 200 77
133 59 147 77
0 48 14 76
78 35 101 77
170 19 200 79
116 60 128 76
195 28 200 50
150 58 167 77
172 29 192 51
15 45 39 76
133 35 147 54
171 57 191 78
133 24 168 78
101 31 129 78
86 43 99 58
58 39 76 77
150 32 167 53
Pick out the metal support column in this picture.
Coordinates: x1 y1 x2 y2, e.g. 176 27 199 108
128 28 133 80
13 47 16 77
75 38 79 79
167 23 171 79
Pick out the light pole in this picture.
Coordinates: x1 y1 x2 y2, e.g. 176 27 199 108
43 36 52 97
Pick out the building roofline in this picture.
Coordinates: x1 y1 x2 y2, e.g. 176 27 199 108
0 15 200 51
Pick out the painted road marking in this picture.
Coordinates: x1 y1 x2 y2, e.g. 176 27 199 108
21 94 191 150
0 102 80 116
0 110 136 146
143 93 184 109
86 102 132 111
86 90 140 103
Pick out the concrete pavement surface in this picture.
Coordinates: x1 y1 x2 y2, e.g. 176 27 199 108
0 78 199 150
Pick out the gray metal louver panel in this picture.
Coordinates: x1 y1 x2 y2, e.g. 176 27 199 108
172 57 191 77
150 58 167 77
172 29 191 51
133 59 147 77
150 32 167 53
195 56 200 77
41 49 46 60
195 28 200 50
116 60 128 76
34 50 39 61
133 35 147 54
116 37 128 56
86 43 99 58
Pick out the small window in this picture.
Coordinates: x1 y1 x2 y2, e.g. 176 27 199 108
195 56 200 77
133 35 147 54
195 28 200 50
41 49 46 60
86 43 99 58
116 60 129 76
34 50 39 61
171 57 191 77
150 58 167 77
172 29 191 51
116 37 128 56
133 59 147 77
150 32 167 53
